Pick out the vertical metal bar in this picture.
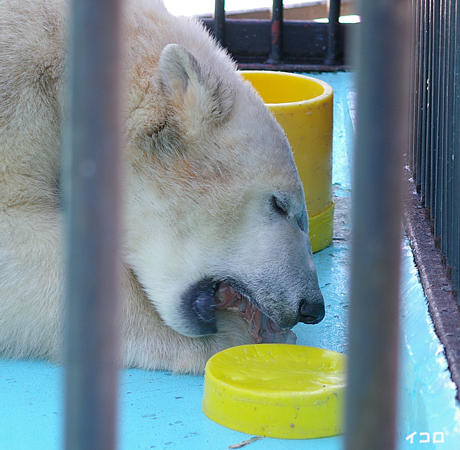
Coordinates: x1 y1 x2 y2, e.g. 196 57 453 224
449 0 457 287
432 0 437 213
454 0 460 292
441 0 450 259
449 0 459 292
422 0 431 204
345 0 411 449
426 0 432 209
409 0 420 173
431 0 438 217
325 0 341 65
432 0 441 239
267 0 284 64
214 0 226 45
64 0 123 449
428 0 435 211
420 0 430 200
415 0 425 189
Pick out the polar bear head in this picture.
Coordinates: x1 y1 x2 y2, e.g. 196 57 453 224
123 39 325 343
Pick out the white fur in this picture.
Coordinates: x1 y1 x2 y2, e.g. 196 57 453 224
0 0 322 373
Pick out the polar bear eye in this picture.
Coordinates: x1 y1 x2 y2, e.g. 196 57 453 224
297 215 307 233
271 195 289 217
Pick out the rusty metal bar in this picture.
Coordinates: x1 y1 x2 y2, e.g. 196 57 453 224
345 0 411 449
325 0 341 65
214 0 226 45
63 0 124 449
267 0 284 64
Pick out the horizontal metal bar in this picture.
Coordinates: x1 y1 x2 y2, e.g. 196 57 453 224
237 62 351 71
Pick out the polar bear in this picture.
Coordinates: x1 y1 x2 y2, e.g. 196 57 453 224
0 0 325 373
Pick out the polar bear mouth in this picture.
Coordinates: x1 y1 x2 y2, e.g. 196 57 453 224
214 283 297 344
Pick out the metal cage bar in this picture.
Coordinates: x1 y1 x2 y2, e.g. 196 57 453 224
64 0 124 449
406 0 460 403
325 0 342 65
410 0 460 293
204 0 353 70
267 0 284 64
454 0 460 288
440 0 450 259
345 0 411 449
214 0 226 45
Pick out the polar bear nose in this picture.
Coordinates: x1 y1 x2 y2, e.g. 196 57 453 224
299 300 325 324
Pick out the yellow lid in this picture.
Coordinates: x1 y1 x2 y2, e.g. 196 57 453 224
202 344 346 439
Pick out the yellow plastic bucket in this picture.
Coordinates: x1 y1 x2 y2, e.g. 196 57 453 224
241 71 334 253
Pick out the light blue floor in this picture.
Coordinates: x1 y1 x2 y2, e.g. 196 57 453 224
1 72 459 450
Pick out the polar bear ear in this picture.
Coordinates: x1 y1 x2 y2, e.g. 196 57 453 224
159 43 234 127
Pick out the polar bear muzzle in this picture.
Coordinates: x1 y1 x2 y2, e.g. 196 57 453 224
180 276 322 343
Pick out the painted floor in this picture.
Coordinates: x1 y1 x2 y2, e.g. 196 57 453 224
1 72 459 450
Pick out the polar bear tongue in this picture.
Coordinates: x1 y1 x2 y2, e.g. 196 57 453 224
214 283 297 345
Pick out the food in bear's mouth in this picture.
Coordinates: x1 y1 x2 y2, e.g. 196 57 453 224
214 283 297 345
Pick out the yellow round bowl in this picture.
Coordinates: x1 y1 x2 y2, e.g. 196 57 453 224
202 344 346 439
241 71 334 253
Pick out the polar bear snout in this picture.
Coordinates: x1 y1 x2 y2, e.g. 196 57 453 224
299 299 325 325
179 272 325 341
